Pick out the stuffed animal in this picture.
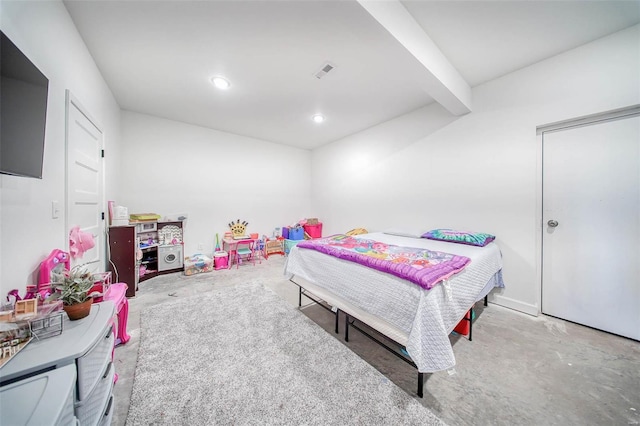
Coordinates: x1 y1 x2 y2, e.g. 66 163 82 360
69 226 96 259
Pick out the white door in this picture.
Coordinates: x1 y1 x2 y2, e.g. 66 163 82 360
66 91 104 272
542 113 640 340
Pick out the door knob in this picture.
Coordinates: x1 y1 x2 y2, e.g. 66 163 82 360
547 220 559 228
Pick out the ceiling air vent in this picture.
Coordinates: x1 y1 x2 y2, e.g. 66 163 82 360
314 62 335 79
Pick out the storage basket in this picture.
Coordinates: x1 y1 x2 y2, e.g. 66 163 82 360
453 310 472 335
288 226 304 240
29 311 64 340
303 223 322 239
284 239 302 254
184 254 213 276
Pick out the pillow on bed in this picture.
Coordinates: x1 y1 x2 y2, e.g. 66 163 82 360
382 228 425 238
421 229 496 247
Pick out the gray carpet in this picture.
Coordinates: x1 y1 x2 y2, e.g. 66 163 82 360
127 281 444 425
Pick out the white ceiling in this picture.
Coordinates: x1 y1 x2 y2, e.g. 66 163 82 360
63 0 640 150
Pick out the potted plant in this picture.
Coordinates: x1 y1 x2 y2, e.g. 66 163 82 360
50 265 94 320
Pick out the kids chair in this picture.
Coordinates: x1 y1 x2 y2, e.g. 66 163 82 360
254 238 264 263
235 239 255 269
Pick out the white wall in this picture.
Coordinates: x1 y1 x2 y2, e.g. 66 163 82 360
311 25 640 315
0 0 122 297
118 111 312 256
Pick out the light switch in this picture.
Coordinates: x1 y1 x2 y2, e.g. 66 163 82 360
52 200 60 219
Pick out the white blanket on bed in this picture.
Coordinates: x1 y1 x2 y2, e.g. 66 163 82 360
284 232 504 373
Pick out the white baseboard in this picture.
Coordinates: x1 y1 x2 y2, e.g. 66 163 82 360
490 294 539 317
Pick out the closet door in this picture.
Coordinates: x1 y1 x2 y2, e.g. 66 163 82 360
542 113 639 340
66 91 104 270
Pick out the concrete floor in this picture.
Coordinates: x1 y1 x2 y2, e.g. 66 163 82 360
112 256 640 425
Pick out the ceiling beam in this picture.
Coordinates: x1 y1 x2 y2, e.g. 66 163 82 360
357 0 472 115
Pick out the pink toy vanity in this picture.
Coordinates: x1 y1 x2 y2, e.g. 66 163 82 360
37 249 70 298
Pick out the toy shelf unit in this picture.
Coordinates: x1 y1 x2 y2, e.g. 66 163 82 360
137 222 159 282
264 238 285 259
108 225 139 298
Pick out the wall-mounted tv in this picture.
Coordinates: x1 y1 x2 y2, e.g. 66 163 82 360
1 30 49 179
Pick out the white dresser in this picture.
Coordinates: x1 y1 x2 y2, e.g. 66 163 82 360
0 301 116 425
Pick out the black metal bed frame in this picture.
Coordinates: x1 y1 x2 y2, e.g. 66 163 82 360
293 278 488 398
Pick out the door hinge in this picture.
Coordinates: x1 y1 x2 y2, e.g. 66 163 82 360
101 149 105 158
101 212 105 220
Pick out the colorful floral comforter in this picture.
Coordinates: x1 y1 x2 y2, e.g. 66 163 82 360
297 235 471 290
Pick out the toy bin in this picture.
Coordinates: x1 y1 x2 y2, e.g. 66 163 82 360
184 254 213 276
303 223 323 239
284 239 302 254
453 310 472 335
288 226 304 240
214 251 229 270
281 227 290 239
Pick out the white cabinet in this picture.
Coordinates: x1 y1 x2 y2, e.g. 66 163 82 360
0 301 116 425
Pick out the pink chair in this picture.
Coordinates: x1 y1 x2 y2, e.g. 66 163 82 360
234 239 256 269
104 283 130 346
102 283 130 384
227 246 237 267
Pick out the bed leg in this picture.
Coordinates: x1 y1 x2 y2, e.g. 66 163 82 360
484 295 488 306
298 286 302 308
469 308 473 342
335 309 339 334
345 314 350 342
417 372 424 398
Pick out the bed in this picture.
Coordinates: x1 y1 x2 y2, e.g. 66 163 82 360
284 231 504 396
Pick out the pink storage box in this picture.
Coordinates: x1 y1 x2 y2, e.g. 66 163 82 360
214 251 229 270
303 223 322 239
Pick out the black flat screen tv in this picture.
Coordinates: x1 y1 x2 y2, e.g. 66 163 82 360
1 30 49 179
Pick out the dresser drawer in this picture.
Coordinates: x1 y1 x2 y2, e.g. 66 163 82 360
0 364 77 426
99 395 114 426
75 361 114 426
77 323 114 401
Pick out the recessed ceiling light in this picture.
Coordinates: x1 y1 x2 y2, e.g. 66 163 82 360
210 76 231 90
312 114 325 124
